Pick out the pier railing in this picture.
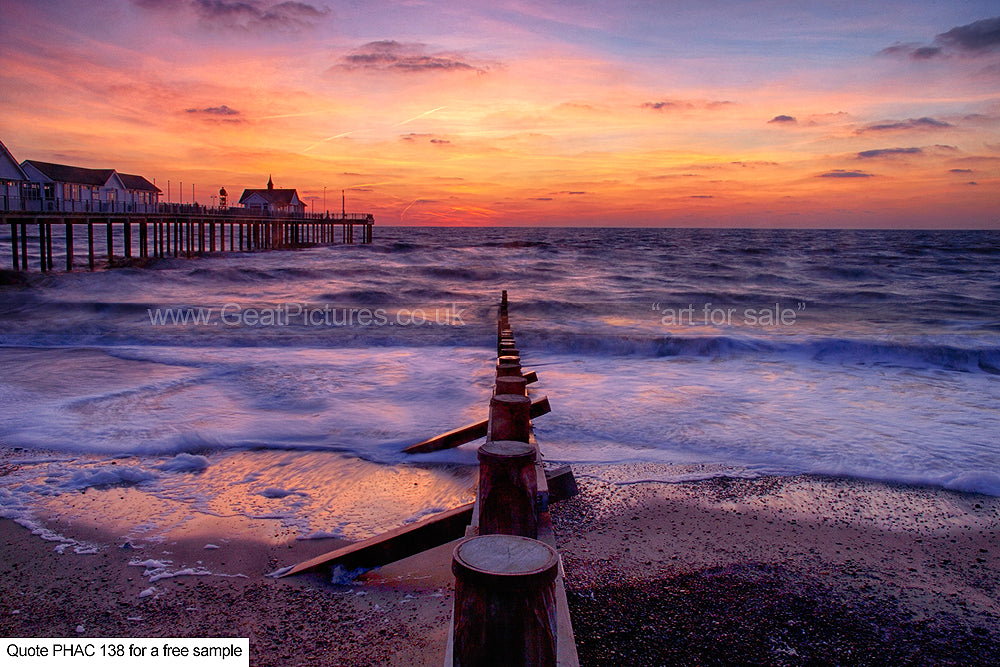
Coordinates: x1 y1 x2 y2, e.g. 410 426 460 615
1 210 374 273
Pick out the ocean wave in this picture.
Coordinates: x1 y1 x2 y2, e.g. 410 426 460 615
520 331 1000 372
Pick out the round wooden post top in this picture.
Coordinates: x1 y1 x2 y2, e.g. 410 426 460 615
452 534 558 591
491 393 530 408
478 439 535 462
495 375 527 396
497 355 520 366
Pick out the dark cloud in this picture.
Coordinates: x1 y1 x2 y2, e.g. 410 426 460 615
340 41 483 73
690 195 714 199
857 117 951 133
768 115 796 124
133 0 328 31
401 133 451 145
966 181 979 185
186 104 240 115
532 197 553 201
194 0 327 30
879 43 942 59
184 104 244 123
950 168 974 173
641 99 733 112
856 147 922 159
913 46 944 59
818 170 873 178
936 16 1000 52
880 16 1000 60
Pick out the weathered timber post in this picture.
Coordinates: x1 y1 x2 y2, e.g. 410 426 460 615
45 219 53 270
19 220 27 270
451 534 558 667
495 375 527 397
10 220 18 270
106 218 113 263
496 356 522 379
87 220 94 271
489 393 531 443
64 219 73 271
38 219 47 272
123 219 132 258
477 440 538 539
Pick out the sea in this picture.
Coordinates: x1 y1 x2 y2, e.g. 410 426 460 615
1 226 998 550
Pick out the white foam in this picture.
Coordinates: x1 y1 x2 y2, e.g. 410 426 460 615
62 466 158 491
258 487 297 499
157 453 209 473
297 530 345 540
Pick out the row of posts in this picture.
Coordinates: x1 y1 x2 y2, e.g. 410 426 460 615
450 291 560 667
3 215 373 272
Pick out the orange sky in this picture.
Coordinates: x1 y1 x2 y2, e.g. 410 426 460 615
1 1 998 227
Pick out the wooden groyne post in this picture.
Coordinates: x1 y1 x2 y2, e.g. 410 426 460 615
452 534 559 667
1 211 374 273
447 290 578 667
278 291 577 665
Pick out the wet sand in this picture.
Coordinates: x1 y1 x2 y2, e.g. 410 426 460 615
0 516 456 666
3 466 999 665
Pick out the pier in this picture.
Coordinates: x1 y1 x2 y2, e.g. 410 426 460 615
1 210 374 273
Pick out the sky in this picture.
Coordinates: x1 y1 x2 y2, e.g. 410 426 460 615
1 0 998 227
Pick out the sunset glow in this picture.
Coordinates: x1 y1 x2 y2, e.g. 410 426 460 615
2 1 998 227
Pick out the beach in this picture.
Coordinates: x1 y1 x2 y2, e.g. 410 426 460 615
555 468 1000 665
1 228 998 663
3 463 999 665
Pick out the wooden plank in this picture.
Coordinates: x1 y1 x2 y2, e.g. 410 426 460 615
545 465 579 504
404 396 551 454
280 502 474 578
403 419 488 454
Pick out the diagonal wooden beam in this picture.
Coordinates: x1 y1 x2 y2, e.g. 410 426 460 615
279 502 475 577
403 396 551 454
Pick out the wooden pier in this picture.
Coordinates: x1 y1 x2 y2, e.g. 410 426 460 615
1 210 374 273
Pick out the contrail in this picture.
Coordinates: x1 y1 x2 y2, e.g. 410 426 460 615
391 106 446 128
260 109 336 120
302 106 446 153
303 131 354 152
399 199 423 222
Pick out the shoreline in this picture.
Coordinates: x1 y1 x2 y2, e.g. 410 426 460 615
3 468 999 665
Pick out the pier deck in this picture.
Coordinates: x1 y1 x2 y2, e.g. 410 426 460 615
1 210 374 272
